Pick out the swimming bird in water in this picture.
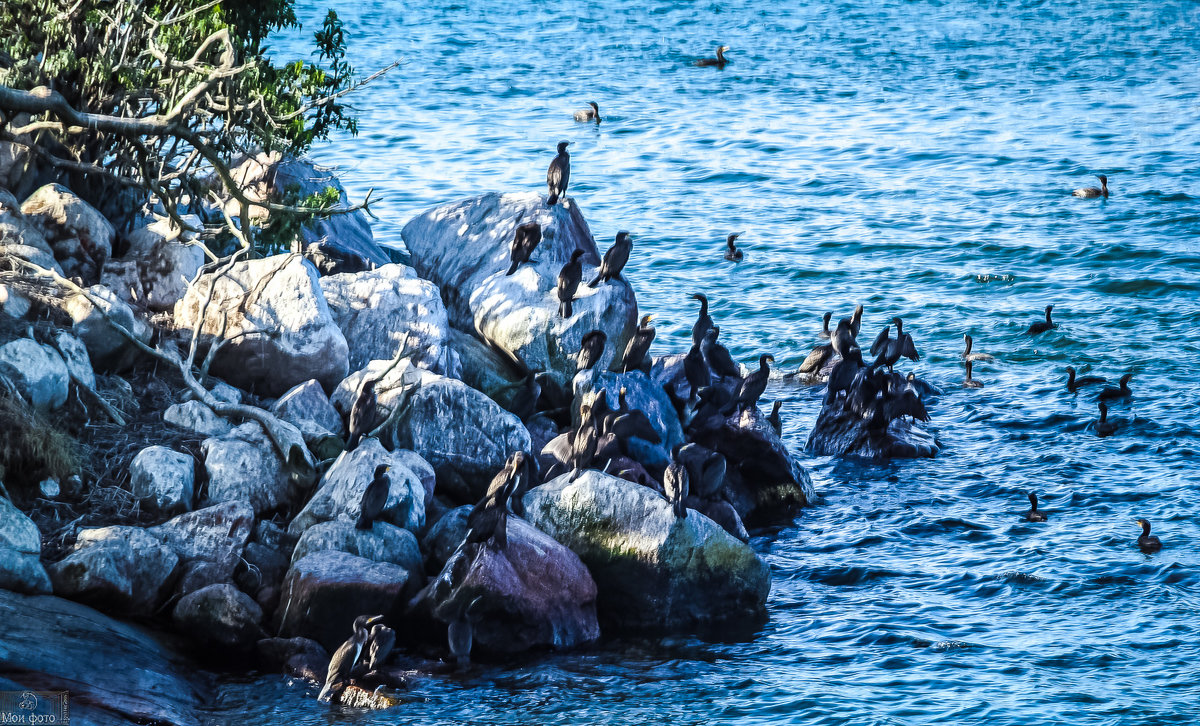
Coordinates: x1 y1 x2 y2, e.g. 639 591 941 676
577 330 607 371
1025 305 1057 335
356 464 390 530
1095 400 1118 436
347 377 379 451
617 315 655 373
767 400 782 436
963 359 984 388
573 101 601 123
817 312 833 339
546 141 571 206
691 293 714 346
506 222 542 275
1135 518 1162 552
962 334 994 362
663 449 690 517
702 327 741 382
1066 366 1107 393
723 232 744 261
318 614 384 703
1023 492 1048 522
1072 174 1109 199
588 231 632 286
730 354 774 414
557 248 585 317
1098 373 1133 401
696 45 731 68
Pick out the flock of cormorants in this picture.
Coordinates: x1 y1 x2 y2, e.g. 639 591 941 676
315 57 1164 703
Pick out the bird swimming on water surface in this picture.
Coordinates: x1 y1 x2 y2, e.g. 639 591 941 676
356 464 390 530
696 45 731 68
1095 400 1118 437
1025 305 1057 335
1135 518 1162 552
723 232 744 261
506 222 542 275
546 141 571 206
962 334 994 362
1098 373 1133 401
1023 492 1048 522
817 311 833 339
1066 366 1107 393
556 248 585 317
573 101 601 123
588 231 633 287
1072 175 1109 199
963 359 983 388
319 614 384 703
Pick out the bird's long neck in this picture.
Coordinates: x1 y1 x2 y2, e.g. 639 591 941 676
1029 493 1038 511
965 361 973 381
727 237 736 251
1045 308 1053 323
716 47 726 61
822 316 831 334
1068 369 1076 387
1142 521 1151 537
964 336 972 355
699 299 708 316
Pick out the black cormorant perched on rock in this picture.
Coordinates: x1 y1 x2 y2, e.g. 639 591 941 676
588 231 632 287
701 327 741 382
1098 373 1133 401
663 450 690 517
849 304 864 339
618 315 655 373
1023 492 1048 522
824 346 864 404
303 243 374 277
1136 518 1162 552
1073 175 1109 199
691 293 713 346
570 406 599 482
1066 366 1107 393
546 141 571 206
730 354 773 414
794 342 834 376
964 360 983 388
577 330 607 371
467 451 527 550
1095 400 1118 436
573 101 601 123
962 334 994 362
767 400 782 436
507 372 541 422
1025 305 1056 335
364 623 395 672
831 318 856 360
881 383 930 425
873 317 919 372
347 377 379 451
723 232 744 261
557 248 585 317
318 614 384 703
696 45 731 68
818 311 833 339
684 340 710 398
506 222 542 275
356 464 390 529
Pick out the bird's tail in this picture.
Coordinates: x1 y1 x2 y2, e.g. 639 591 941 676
355 513 372 530
547 192 559 206
506 259 519 276
587 274 602 288
347 434 361 451
560 299 573 318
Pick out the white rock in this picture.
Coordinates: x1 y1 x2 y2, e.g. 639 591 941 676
51 331 95 389
149 500 255 583
290 518 423 577
270 378 343 437
173 253 348 396
164 400 232 437
0 338 69 411
0 496 52 595
201 421 303 515
63 284 152 371
47 525 179 616
401 192 638 389
130 446 196 514
320 263 460 377
0 283 31 319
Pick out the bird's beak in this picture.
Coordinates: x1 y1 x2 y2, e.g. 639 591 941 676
647 314 655 321
367 614 385 626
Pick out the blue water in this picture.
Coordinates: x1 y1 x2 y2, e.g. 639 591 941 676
210 1 1200 722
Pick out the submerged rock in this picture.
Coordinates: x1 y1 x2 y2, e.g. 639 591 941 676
411 517 600 655
47 525 179 616
806 398 939 459
402 191 638 389
523 470 770 632
0 338 69 411
320 263 460 376
0 496 52 595
173 253 348 396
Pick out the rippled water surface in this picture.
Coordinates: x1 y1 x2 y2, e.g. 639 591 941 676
211 1 1200 722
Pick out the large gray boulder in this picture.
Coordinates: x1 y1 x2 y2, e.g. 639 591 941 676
62 284 152 371
411 517 600 655
288 438 426 536
164 399 232 437
0 338 69 411
121 214 207 312
524 471 770 632
47 525 179 616
173 253 348 396
402 191 638 389
20 183 114 280
270 378 344 437
129 446 196 514
0 208 61 273
201 421 307 515
0 590 203 726
291 519 423 582
172 583 265 652
0 496 52 594
320 263 460 376
332 359 530 501
275 550 408 652
150 500 255 585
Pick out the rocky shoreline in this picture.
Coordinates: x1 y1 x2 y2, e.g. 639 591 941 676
0 155 822 724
